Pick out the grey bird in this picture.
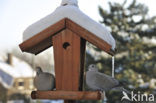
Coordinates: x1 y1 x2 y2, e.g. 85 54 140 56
34 67 55 91
86 64 129 93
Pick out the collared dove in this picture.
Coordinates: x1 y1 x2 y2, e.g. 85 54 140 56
61 0 78 7
34 67 55 91
86 64 129 93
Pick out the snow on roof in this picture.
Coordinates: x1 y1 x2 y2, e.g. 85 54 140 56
61 0 78 7
0 55 35 88
0 56 34 78
0 63 14 88
23 0 116 50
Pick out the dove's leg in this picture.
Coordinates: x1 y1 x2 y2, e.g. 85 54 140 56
100 91 107 103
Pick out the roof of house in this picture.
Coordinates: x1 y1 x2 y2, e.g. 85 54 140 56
0 55 34 88
0 56 34 78
21 1 116 55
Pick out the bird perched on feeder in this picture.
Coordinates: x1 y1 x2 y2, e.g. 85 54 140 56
86 64 129 93
34 67 55 91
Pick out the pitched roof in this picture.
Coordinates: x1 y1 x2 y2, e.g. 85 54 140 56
0 56 34 78
21 5 116 55
0 55 35 88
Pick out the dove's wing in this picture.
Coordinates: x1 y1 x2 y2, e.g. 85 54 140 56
41 73 55 89
86 71 101 90
94 72 119 91
34 72 55 91
45 73 55 88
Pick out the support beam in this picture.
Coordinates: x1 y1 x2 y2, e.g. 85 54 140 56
31 91 101 100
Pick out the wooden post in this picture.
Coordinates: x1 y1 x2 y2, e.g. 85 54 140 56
53 29 86 103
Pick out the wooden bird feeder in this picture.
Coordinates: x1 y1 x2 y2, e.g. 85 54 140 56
19 18 115 103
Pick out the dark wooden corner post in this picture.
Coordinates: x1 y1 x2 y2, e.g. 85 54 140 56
53 29 86 103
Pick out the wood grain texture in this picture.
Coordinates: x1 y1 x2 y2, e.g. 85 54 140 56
53 29 81 91
31 91 101 100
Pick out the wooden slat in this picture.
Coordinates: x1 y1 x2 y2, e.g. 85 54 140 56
25 37 52 54
53 33 63 89
53 29 81 91
19 19 66 54
61 29 73 90
72 32 81 90
31 91 101 100
65 18 113 55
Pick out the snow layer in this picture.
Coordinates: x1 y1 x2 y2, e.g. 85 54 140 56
0 56 34 78
0 56 34 88
0 68 14 88
23 2 116 49
61 0 78 7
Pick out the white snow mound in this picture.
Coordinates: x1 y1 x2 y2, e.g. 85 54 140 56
61 0 78 7
23 0 116 49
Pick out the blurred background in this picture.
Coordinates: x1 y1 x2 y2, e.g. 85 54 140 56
0 0 156 103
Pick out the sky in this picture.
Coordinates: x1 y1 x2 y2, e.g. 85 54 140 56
0 0 156 52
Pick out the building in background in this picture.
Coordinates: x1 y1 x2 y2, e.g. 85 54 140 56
0 53 35 103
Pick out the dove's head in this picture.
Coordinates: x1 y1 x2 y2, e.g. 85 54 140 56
61 0 78 7
88 64 98 71
36 67 43 75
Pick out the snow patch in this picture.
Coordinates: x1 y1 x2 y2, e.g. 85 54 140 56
23 0 116 49
61 0 78 7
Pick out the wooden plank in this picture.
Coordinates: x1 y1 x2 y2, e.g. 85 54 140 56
72 32 81 90
65 18 114 55
25 37 52 55
53 29 82 103
53 29 81 91
53 34 63 89
31 91 101 100
19 19 66 54
61 29 73 90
